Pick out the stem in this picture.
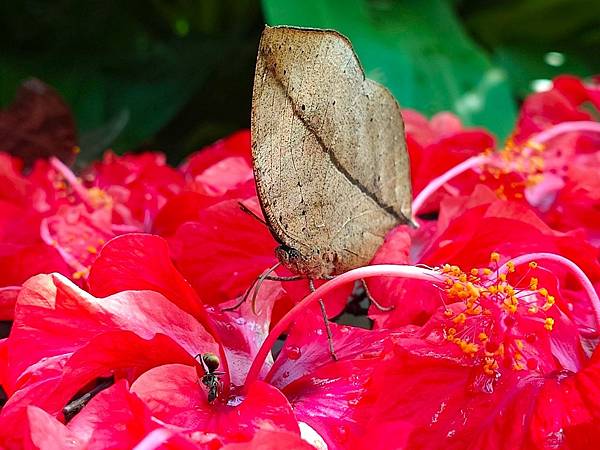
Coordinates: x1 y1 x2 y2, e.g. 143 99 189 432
498 253 600 327
528 121 600 146
49 157 93 207
411 155 488 216
243 265 442 389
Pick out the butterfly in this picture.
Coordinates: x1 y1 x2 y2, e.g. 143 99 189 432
251 26 412 279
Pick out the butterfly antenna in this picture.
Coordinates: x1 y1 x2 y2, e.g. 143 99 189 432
251 262 281 314
221 277 259 312
238 201 267 226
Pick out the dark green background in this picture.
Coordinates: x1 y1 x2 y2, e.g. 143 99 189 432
1 0 598 163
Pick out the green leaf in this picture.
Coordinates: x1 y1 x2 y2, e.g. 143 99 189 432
262 0 517 139
0 40 216 152
79 110 130 163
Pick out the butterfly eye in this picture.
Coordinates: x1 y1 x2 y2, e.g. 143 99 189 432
276 245 301 262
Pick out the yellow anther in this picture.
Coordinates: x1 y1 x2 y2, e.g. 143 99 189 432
506 261 515 272
528 305 539 314
452 313 467 325
483 268 492 276
478 332 488 341
444 309 453 317
526 140 545 151
513 361 526 371
488 286 498 295
515 339 524 351
447 327 456 336
514 352 524 361
466 283 480 298
72 269 89 280
458 273 467 282
529 261 538 269
498 273 507 282
529 277 539 290
538 288 548 297
470 268 479 276
544 317 555 331
466 306 482 315
86 245 97 254
490 252 500 263
462 342 479 355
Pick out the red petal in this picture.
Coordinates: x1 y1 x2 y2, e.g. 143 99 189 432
180 130 252 179
514 76 597 143
353 344 544 450
88 234 209 324
221 429 315 450
267 311 395 389
68 380 157 449
1 332 197 447
283 359 383 449
84 152 184 227
211 281 287 385
191 156 255 197
531 347 600 448
173 199 278 305
152 192 218 237
0 286 19 321
40 205 114 275
131 364 299 442
25 406 82 450
8 274 216 387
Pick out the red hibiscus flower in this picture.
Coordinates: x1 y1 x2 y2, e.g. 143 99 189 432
0 233 323 448
368 185 600 329
403 109 495 215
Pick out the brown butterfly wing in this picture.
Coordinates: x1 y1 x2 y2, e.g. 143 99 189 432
251 26 411 277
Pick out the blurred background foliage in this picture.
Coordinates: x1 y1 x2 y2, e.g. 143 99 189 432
1 0 598 163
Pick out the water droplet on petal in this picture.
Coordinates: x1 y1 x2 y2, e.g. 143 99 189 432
287 345 301 360
226 395 244 407
545 429 564 448
337 424 348 443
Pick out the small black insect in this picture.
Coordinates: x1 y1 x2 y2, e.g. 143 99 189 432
196 353 224 403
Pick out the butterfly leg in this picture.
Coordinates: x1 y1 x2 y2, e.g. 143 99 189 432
361 279 395 312
309 278 338 361
264 275 303 281
221 279 257 311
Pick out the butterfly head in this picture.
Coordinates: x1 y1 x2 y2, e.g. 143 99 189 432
275 244 337 278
